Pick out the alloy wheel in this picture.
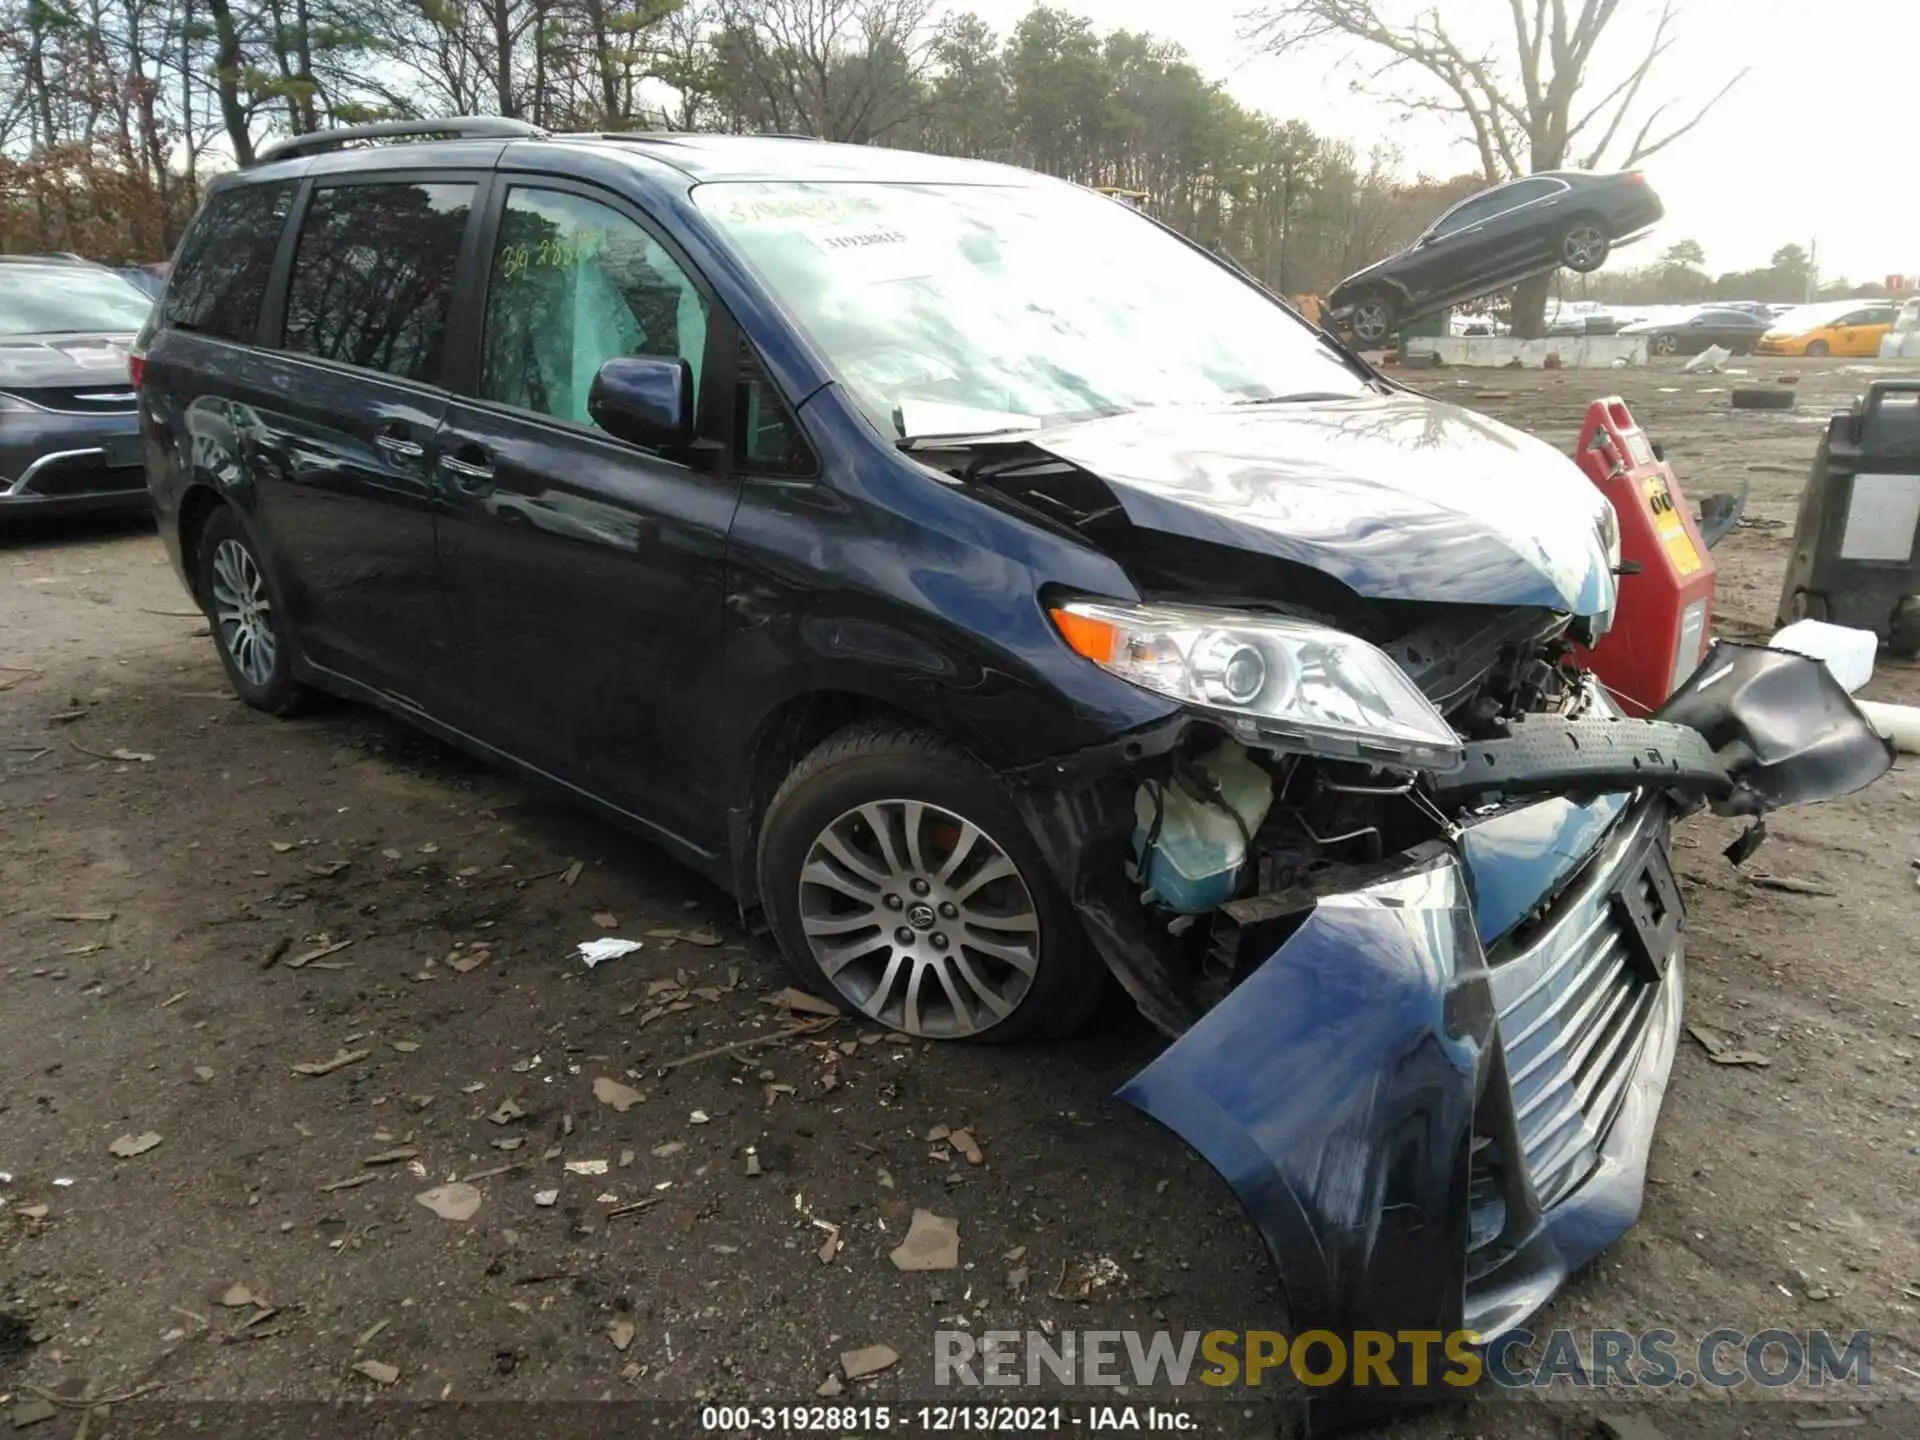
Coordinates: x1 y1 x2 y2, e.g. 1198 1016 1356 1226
1563 225 1607 269
1655 333 1678 356
210 538 278 688
795 799 1041 1038
1352 300 1392 344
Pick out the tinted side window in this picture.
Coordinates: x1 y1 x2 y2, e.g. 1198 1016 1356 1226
282 182 474 384
1497 178 1560 208
163 182 295 342
481 187 709 428
1431 193 1503 237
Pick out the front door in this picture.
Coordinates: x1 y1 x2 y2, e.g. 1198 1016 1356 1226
1403 191 1508 307
432 180 741 854
244 177 478 706
1472 178 1568 281
1832 309 1893 357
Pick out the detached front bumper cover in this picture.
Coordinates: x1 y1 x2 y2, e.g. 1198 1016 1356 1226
1026 643 1891 1434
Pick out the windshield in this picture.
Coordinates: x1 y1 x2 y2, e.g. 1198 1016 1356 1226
692 180 1367 439
0 266 155 337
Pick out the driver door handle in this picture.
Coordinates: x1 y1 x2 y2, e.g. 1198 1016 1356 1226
373 432 425 462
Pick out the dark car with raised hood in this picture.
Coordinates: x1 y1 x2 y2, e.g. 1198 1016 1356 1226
135 120 1887 1429
1329 169 1664 345
0 255 155 519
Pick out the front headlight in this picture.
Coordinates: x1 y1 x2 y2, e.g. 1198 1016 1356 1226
1051 599 1462 771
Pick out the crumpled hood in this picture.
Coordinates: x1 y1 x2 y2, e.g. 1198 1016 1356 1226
1026 392 1618 615
0 333 135 390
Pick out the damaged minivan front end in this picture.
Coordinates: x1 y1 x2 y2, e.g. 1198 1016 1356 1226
923 400 1895 1431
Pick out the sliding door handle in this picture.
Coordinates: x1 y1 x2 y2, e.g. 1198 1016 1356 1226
438 453 496 495
373 432 425 461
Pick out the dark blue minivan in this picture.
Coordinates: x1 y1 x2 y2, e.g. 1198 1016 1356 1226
136 118 1887 1426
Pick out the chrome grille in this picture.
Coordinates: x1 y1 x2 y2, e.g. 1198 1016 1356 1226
1486 802 1668 1210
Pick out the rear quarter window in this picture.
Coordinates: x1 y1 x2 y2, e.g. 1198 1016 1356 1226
281 181 475 385
163 182 295 343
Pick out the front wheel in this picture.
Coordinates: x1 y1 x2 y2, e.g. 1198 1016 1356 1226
198 506 309 716
1562 221 1611 273
1805 340 1830 358
757 721 1105 1042
1347 294 1398 347
1653 333 1680 356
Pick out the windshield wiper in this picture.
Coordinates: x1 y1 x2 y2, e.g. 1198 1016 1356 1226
1232 391 1363 406
896 427 1039 453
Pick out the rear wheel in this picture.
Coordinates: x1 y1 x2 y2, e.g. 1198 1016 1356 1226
1891 598 1920 660
757 721 1105 1042
198 506 309 716
1561 220 1611 273
1347 293 1398 347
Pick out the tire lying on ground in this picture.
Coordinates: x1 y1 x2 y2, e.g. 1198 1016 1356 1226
1731 385 1795 410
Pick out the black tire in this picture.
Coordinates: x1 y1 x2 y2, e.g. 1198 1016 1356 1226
1731 385 1794 411
1347 292 1398 347
757 720 1106 1043
1561 219 1611 273
196 505 310 716
1653 333 1679 356
1805 340 1830 358
1891 597 1920 661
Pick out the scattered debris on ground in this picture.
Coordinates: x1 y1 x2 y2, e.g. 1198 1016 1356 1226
414 1183 483 1222
839 1344 899 1380
889 1209 960 1271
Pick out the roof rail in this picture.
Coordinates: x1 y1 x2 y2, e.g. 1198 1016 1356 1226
252 117 545 167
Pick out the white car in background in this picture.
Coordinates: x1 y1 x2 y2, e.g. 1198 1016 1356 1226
1450 311 1509 337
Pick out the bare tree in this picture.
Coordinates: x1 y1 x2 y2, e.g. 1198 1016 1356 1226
1246 0 1745 333
711 0 946 143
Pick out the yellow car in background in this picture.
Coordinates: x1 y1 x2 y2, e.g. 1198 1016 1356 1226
1757 299 1897 357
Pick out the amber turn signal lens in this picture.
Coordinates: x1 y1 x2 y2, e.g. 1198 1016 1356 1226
1050 607 1118 664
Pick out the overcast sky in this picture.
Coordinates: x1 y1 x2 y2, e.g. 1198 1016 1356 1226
962 0 1916 284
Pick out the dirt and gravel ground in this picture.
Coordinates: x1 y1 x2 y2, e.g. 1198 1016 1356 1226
2 356 1917 1438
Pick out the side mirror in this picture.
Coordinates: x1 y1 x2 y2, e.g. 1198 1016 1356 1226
588 356 693 452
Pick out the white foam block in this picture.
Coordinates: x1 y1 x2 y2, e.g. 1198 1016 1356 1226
1769 619 1878 694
